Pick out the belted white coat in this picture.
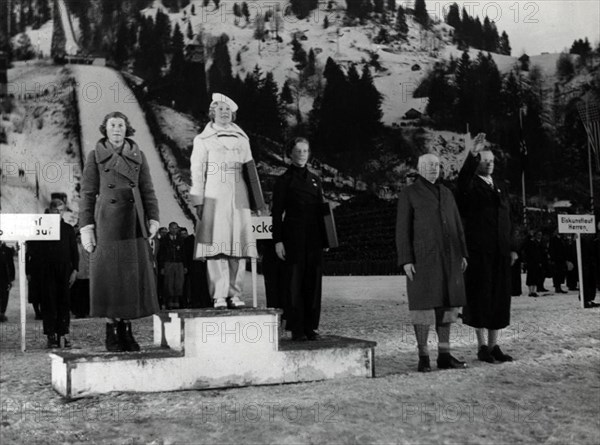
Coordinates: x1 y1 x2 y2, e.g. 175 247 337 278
189 123 258 259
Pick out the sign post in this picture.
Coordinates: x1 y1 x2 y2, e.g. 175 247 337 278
557 214 596 308
0 214 61 351
251 216 273 308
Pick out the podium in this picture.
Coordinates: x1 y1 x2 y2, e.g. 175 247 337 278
50 308 376 398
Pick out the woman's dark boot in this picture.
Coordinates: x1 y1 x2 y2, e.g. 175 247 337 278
105 322 124 352
46 334 60 349
118 320 140 352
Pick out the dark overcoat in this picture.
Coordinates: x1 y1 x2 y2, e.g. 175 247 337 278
396 176 468 310
455 152 514 329
271 164 327 334
271 165 327 262
79 138 160 319
0 244 15 287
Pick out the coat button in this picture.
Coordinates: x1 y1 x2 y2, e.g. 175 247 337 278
104 168 109 172
129 199 134 203
110 199 116 203
108 184 115 188
129 182 135 187
134 167 139 171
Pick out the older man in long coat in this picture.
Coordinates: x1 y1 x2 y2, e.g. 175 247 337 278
396 154 468 372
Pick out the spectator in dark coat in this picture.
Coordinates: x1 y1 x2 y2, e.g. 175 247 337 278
26 238 43 320
183 232 211 308
549 230 568 294
154 227 169 308
157 222 186 309
71 232 91 318
27 199 78 348
565 235 578 291
396 154 469 372
522 231 545 297
455 133 518 364
0 242 15 322
536 234 550 292
272 138 327 341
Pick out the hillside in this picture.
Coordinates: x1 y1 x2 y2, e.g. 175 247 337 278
0 62 82 221
140 0 535 125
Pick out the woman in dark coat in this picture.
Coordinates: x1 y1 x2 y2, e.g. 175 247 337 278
272 137 327 341
79 111 160 351
396 153 468 372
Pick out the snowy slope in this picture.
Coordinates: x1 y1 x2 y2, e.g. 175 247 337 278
71 65 193 231
20 21 53 58
0 63 82 219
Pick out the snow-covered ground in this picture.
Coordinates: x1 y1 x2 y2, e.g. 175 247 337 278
71 65 194 231
151 103 200 156
0 272 598 443
19 21 53 58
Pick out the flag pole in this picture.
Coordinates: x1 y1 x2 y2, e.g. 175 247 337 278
520 107 527 227
585 97 595 212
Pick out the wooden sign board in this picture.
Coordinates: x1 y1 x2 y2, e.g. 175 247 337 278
0 214 61 241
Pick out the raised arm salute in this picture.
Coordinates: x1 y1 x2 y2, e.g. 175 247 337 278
455 132 517 364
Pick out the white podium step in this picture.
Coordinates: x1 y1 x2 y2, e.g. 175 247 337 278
50 308 376 399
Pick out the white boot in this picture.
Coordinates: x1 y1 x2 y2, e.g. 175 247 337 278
228 295 246 308
214 297 227 309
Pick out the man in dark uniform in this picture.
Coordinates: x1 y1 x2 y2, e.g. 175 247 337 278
272 137 327 341
27 199 78 348
0 241 15 322
456 133 518 363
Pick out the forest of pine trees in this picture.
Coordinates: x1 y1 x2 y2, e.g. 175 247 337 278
1 0 52 59
420 47 600 201
309 58 383 173
445 2 511 55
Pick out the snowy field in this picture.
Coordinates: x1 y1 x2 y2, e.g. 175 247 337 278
0 272 598 444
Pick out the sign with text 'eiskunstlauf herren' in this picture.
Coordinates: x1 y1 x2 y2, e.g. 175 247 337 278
558 215 596 234
0 214 61 241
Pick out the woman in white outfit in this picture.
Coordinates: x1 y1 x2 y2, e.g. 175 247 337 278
189 93 258 308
